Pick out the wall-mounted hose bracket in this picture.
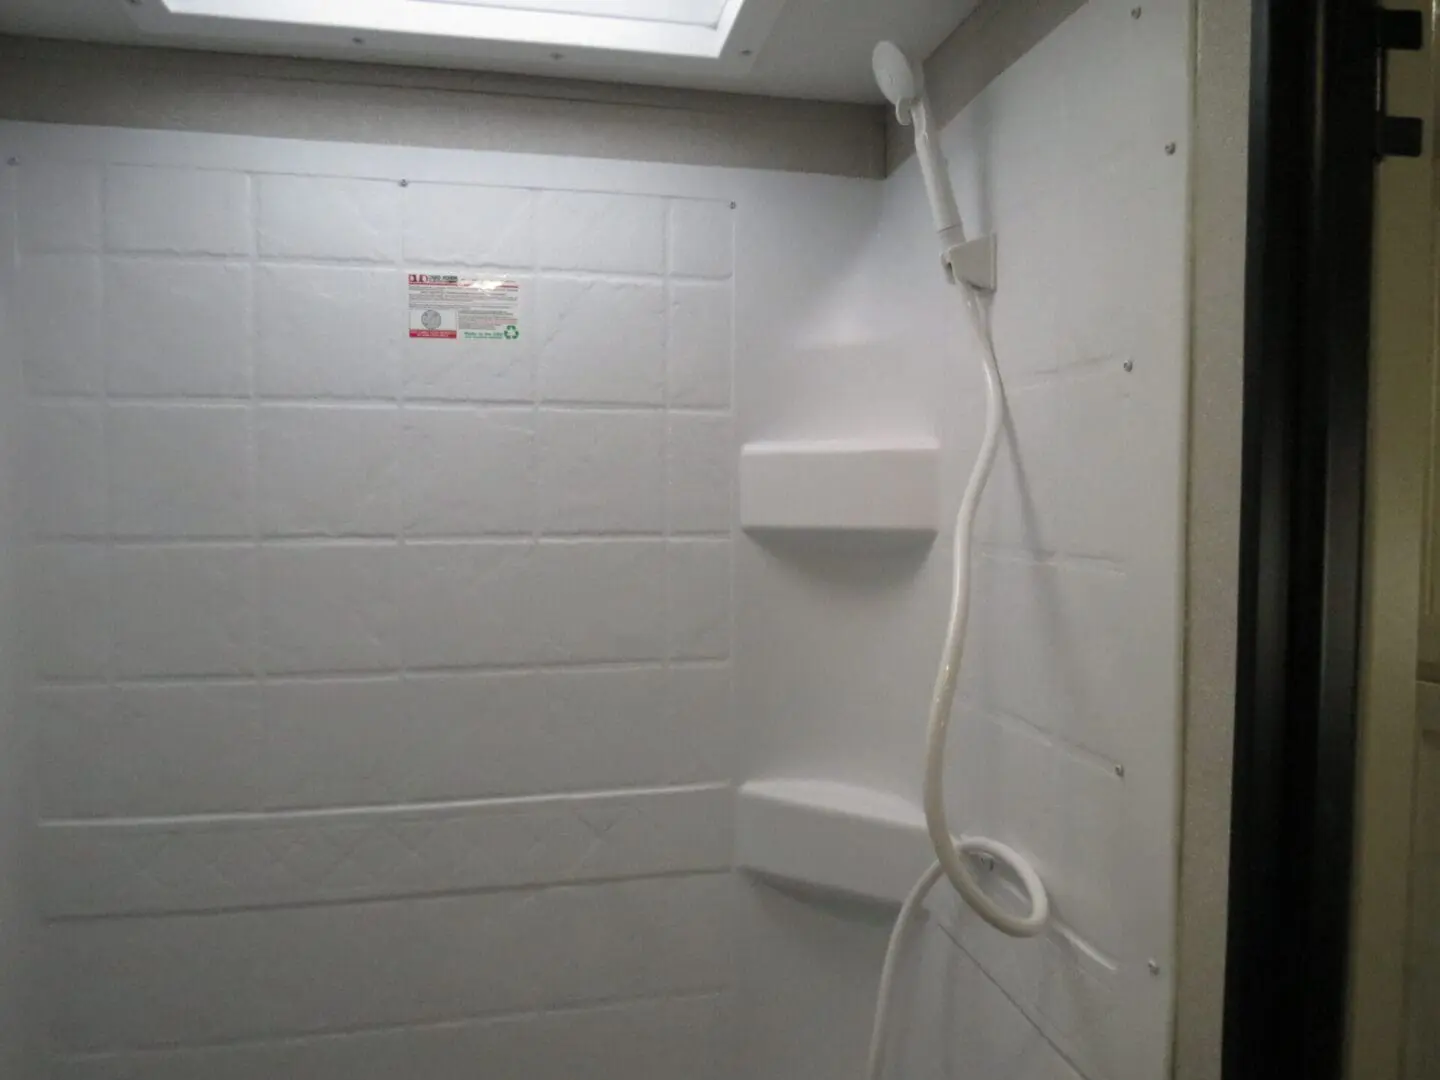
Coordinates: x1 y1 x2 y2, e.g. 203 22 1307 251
942 233 996 291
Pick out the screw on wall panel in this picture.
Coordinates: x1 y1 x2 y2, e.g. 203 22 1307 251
1148 959 1161 976
1131 6 1142 16
399 179 409 187
740 48 753 56
551 51 565 60
5 157 17 167
1114 763 1125 777
730 201 737 210
352 36 366 45
1122 359 1134 372
1165 142 1178 155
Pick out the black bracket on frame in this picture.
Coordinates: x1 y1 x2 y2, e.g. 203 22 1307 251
1375 8 1425 158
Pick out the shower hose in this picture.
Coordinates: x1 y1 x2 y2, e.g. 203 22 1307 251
864 277 1050 1080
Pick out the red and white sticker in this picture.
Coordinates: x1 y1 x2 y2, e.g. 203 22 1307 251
407 272 521 342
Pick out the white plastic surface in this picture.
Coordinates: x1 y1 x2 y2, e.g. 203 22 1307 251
739 439 939 534
734 778 935 904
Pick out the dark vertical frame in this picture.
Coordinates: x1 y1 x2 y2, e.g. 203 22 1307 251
1225 0 1378 1076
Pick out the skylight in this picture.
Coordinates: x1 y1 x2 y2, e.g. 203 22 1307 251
126 0 780 68
441 1 731 30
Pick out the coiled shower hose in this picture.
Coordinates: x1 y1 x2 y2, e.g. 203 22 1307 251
865 278 1050 1080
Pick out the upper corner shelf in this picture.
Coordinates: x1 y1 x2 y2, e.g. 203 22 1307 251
739 438 940 535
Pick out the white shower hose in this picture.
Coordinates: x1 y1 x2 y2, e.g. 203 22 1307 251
865 279 1050 1080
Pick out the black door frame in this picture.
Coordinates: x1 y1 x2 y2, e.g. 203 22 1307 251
1224 0 1383 1076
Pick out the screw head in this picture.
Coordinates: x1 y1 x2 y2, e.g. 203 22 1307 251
399 178 409 187
1123 359 1134 372
4 156 17 166
351 36 365 45
1148 959 1161 975
1165 142 1178 155
550 51 565 60
1131 6 1142 16
1114 763 1126 776
729 201 737 210
740 48 753 56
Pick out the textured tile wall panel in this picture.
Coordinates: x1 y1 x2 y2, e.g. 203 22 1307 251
52 994 727 1080
397 540 539 668
18 161 101 255
51 873 733 1052
104 258 253 396
15 254 103 394
668 282 732 408
41 784 732 917
667 413 734 534
537 192 665 274
400 407 535 536
255 265 403 399
38 665 734 817
104 165 251 256
27 402 107 538
256 175 400 262
19 149 739 1073
537 409 666 534
531 540 668 662
108 404 253 538
669 199 735 280
257 405 403 538
402 183 535 268
111 545 257 677
30 544 110 681
538 279 666 404
258 545 402 674
38 683 264 820
667 539 732 661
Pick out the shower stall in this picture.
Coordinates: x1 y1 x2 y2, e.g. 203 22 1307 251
0 0 1199 1077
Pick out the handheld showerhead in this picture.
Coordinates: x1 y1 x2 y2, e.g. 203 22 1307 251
872 40 963 244
871 41 922 121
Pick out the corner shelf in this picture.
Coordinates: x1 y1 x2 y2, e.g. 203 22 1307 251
734 778 933 905
739 439 939 536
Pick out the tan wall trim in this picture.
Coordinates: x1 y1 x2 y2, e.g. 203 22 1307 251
0 35 886 179
1347 1 1433 1074
1173 0 1249 1076
885 0 1086 173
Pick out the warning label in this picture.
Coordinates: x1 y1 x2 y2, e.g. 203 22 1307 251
407 272 521 342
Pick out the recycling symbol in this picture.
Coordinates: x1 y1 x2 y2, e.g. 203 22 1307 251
503 325 520 340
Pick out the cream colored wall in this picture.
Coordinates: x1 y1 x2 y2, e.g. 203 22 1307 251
1348 3 1433 1074
1406 685 1440 1079
1173 0 1249 1074
1402 79 1440 1080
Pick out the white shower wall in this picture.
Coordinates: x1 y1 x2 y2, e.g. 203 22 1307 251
4 0 1191 1072
5 124 876 1079
0 159 40 1080
735 1 1188 1079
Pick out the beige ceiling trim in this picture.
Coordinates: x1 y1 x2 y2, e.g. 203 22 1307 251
0 35 886 178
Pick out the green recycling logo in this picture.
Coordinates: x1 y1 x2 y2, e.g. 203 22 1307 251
503 325 520 340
